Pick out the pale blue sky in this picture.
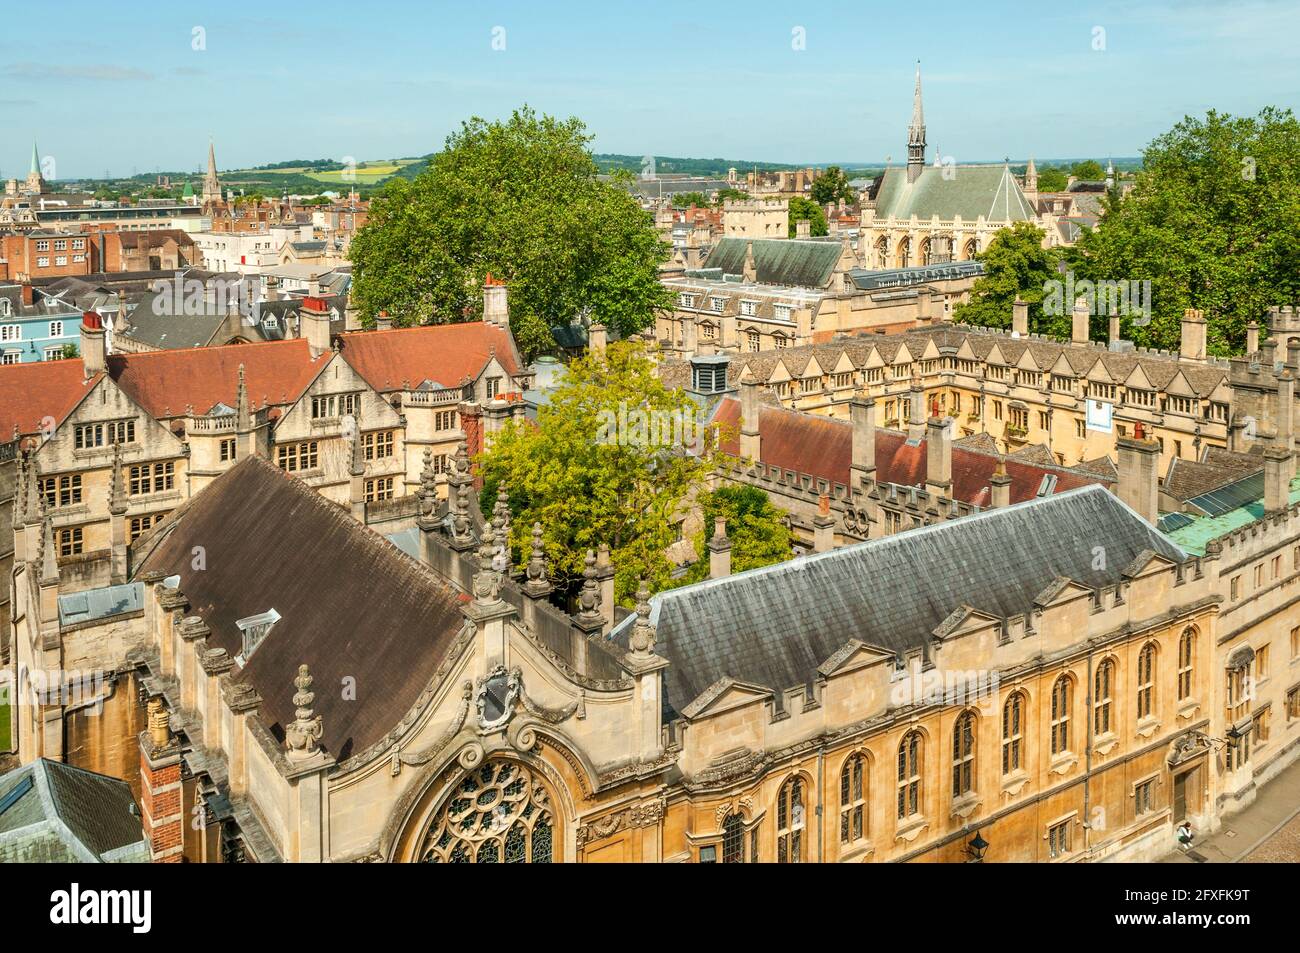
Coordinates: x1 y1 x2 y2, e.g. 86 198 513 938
1 0 1296 179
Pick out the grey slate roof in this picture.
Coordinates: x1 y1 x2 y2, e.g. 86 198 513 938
610 485 1186 720
705 237 843 289
0 759 147 863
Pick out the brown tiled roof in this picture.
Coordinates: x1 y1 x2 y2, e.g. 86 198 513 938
712 398 1111 506
1164 450 1260 502
0 360 102 441
338 323 521 393
136 456 466 760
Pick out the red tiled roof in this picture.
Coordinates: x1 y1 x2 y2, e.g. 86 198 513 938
0 360 102 440
107 338 323 418
337 322 520 392
712 398 1111 505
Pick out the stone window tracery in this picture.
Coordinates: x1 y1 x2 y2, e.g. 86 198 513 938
419 760 554 864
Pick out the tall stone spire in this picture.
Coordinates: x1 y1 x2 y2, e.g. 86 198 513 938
202 139 222 206
907 61 927 183
29 141 40 176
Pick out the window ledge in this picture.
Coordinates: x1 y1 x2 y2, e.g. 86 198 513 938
1092 733 1119 756
894 817 929 844
838 840 875 863
950 794 980 819
1049 751 1079 775
1177 700 1200 720
1135 716 1160 740
1001 771 1030 797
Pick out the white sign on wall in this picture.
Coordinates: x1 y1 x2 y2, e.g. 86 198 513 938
1086 400 1114 434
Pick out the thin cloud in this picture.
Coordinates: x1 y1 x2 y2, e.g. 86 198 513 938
4 62 153 82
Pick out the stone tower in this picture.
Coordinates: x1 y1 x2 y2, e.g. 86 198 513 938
25 141 46 194
907 62 927 184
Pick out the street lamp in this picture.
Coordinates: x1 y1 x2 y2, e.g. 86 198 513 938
966 831 989 863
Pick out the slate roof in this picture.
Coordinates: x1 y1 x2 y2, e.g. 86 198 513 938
611 486 1185 719
134 456 468 761
0 759 147 863
704 237 843 289
711 398 1112 505
871 164 1035 222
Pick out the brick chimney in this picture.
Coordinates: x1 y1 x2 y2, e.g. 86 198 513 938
850 391 876 484
21 282 34 307
483 273 509 329
739 379 761 461
1116 425 1161 524
1012 299 1028 336
139 697 183 862
374 309 393 331
813 494 835 553
1180 308 1207 362
1071 297 1090 345
707 517 732 578
1264 446 1292 513
80 311 106 377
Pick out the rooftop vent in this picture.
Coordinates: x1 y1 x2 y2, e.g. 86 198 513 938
690 354 730 394
234 608 281 665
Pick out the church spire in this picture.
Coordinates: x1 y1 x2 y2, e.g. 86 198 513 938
202 139 222 206
29 141 40 176
907 61 927 183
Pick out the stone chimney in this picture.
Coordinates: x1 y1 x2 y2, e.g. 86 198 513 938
374 310 393 331
139 697 183 862
1071 297 1090 345
916 286 933 325
1012 299 1029 336
300 296 332 357
707 517 732 578
813 494 835 553
795 219 811 239
742 241 757 283
1180 309 1207 362
907 375 926 441
80 311 106 377
1116 425 1161 524
1108 309 1121 348
739 379 761 461
483 274 509 328
990 460 1012 508
850 391 876 484
1264 446 1292 513
1247 321 1260 355
926 416 952 496
588 323 608 356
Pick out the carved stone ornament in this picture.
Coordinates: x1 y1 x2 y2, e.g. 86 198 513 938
476 665 522 732
390 681 474 776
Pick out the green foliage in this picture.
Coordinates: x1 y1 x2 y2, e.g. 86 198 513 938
714 187 750 205
1074 108 1300 354
671 191 711 208
811 165 854 205
60 343 79 360
1035 166 1069 192
675 485 791 586
953 223 1067 335
787 196 828 237
349 106 672 359
1070 160 1106 181
477 341 713 604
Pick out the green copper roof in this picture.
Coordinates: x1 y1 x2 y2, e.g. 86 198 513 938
872 164 1035 222
182 181 194 198
704 237 841 289
1165 476 1300 555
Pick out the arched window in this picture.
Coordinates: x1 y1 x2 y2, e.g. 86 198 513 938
722 813 746 863
776 776 806 863
952 711 976 796
839 754 867 844
1177 629 1195 701
1094 660 1114 735
419 760 554 863
1050 676 1071 754
897 731 923 820
1137 642 1157 718
1002 692 1025 774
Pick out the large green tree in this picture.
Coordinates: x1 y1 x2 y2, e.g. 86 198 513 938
478 341 717 604
348 107 672 358
1075 108 1300 354
953 222 1067 335
811 165 854 205
675 485 791 586
787 196 828 237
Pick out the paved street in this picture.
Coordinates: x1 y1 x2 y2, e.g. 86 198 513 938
1162 757 1300 863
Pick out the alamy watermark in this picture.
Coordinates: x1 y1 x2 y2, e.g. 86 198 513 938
596 401 703 448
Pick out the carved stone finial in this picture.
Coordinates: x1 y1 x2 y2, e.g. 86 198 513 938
575 549 602 627
108 441 128 516
448 441 475 547
523 521 551 597
285 664 323 760
629 578 656 656
472 517 503 605
147 696 171 749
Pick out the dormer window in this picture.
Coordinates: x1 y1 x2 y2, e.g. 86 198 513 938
235 608 281 665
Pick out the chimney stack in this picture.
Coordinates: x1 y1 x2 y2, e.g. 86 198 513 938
483 274 509 329
850 391 876 485
707 517 732 579
990 460 1012 509
1264 446 1292 513
926 416 952 496
916 286 933 325
813 494 835 553
1247 321 1260 355
739 379 761 461
1277 370 1295 469
588 323 608 356
80 311 106 377
1071 297 1090 345
907 375 926 441
1108 309 1121 348
1012 299 1029 336
374 310 393 331
1116 425 1161 524
795 219 811 239
300 296 333 357
21 282 34 307
1180 308 1207 362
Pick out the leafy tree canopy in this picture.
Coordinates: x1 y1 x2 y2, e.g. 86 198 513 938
953 222 1068 335
811 165 855 206
787 196 828 238
1035 166 1068 192
674 485 791 587
714 187 750 205
671 191 711 208
349 106 672 358
1070 159 1106 181
1075 107 1300 354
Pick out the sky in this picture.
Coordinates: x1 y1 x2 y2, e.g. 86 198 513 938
1 0 1297 180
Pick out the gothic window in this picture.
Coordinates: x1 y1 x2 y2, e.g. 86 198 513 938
722 813 745 863
775 776 806 863
839 753 866 844
1137 642 1157 719
1094 660 1114 735
952 711 976 796
419 760 554 864
1050 676 1071 755
897 731 923 820
1002 692 1025 774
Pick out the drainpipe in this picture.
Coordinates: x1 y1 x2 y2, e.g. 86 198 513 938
816 743 826 862
1083 644 1095 857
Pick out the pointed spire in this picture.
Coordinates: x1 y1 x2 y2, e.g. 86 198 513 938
13 450 26 530
29 141 40 177
285 664 323 760
743 240 757 283
628 578 656 657
907 61 927 181
108 441 127 516
40 513 58 584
